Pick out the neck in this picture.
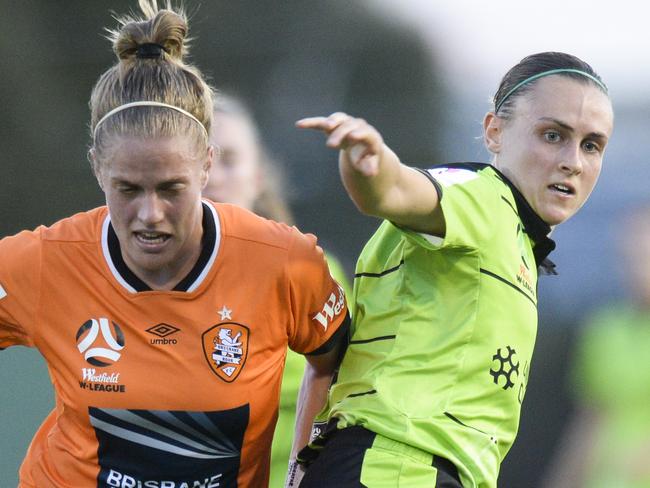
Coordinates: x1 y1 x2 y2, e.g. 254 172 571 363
121 204 206 291
132 241 203 291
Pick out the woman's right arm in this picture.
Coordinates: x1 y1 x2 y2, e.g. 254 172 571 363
296 113 445 236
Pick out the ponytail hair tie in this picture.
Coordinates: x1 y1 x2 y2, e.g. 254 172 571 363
136 43 166 59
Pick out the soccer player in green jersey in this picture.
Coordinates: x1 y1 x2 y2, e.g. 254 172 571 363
290 52 614 487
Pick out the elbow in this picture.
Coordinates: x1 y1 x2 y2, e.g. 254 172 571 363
350 197 382 218
346 190 392 219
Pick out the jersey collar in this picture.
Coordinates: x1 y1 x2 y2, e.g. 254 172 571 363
101 201 221 293
489 165 557 274
434 162 557 274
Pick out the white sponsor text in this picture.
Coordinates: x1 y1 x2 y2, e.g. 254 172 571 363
82 368 121 383
106 469 222 488
312 285 345 330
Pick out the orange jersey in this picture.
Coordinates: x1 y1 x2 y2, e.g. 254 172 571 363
0 201 348 488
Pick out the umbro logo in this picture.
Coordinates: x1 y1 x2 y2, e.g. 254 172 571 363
146 323 181 345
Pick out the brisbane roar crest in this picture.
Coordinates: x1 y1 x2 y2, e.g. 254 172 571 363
202 322 249 382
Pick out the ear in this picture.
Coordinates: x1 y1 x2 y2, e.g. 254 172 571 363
483 112 503 154
200 145 215 189
88 148 105 191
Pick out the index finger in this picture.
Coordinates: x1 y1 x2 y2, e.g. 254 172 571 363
295 116 330 129
296 112 352 132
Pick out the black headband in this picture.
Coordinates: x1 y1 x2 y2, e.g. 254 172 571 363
136 43 166 59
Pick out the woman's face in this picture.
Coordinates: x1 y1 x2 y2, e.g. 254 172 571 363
95 135 211 286
204 111 262 210
485 75 614 226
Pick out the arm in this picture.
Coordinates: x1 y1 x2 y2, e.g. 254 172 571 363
296 113 445 236
285 336 345 487
0 231 42 349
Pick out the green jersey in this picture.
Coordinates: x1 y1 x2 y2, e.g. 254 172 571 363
327 163 556 487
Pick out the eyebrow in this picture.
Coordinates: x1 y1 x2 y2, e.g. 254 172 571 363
157 179 188 189
111 178 137 186
111 177 188 187
539 117 609 143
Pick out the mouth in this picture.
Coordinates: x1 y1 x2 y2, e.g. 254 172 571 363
133 231 171 249
548 183 575 197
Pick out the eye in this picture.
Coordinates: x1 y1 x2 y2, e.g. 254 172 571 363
160 183 186 195
543 130 561 143
117 185 137 195
582 140 601 153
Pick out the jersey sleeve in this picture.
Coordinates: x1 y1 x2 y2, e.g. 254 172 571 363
0 228 43 349
286 228 349 355
398 166 498 251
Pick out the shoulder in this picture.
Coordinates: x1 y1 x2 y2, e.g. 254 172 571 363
425 162 493 183
214 201 310 252
39 207 107 244
423 163 505 207
424 163 506 195
1 207 106 256
400 164 520 251
424 162 488 185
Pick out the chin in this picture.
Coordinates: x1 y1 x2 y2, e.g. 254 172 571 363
541 208 575 227
129 250 172 272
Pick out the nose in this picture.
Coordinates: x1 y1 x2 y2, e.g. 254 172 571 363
560 142 583 175
137 192 165 226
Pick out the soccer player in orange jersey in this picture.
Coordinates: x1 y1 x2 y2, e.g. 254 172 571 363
0 2 348 487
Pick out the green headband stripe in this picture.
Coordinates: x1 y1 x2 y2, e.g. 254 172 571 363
495 68 608 113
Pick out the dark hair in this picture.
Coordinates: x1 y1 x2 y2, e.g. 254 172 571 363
90 0 214 165
493 52 608 118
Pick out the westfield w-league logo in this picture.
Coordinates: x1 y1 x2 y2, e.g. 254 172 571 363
76 318 125 367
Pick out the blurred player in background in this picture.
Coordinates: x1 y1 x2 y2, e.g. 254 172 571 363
0 2 349 486
203 93 352 488
203 94 295 227
542 205 650 488
292 52 614 487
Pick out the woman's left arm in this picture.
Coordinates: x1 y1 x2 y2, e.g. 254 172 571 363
285 340 345 487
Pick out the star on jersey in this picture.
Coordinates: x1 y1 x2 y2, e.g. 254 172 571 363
218 306 232 321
